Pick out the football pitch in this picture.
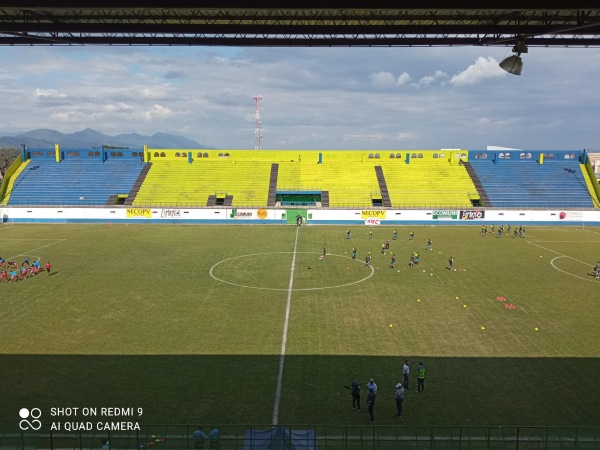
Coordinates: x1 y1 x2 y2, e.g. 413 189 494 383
0 223 599 428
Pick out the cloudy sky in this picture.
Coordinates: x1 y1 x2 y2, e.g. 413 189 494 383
0 44 599 151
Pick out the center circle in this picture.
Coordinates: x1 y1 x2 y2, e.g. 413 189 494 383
209 252 375 291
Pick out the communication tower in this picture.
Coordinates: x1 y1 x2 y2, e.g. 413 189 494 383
253 95 262 150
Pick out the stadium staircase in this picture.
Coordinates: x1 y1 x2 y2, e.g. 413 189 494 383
267 163 279 207
468 159 594 208
580 164 600 208
462 161 491 207
374 166 392 207
124 162 152 206
7 158 143 206
321 190 330 207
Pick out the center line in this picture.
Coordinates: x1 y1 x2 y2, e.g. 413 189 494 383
272 226 299 425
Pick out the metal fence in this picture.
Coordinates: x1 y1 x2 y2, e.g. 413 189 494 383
1 202 598 210
1 424 599 450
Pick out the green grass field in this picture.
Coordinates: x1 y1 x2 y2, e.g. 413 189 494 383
0 223 599 428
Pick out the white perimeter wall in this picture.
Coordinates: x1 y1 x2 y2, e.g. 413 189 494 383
1 207 599 225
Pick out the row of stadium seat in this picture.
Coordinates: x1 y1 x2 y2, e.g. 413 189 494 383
2 151 597 209
132 160 272 207
379 160 477 207
276 161 380 207
469 160 594 208
6 158 142 206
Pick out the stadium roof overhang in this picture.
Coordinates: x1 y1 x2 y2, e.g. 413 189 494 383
0 1 599 47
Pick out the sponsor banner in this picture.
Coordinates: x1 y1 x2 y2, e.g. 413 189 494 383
559 211 583 221
230 209 254 219
126 208 151 218
361 210 386 219
365 219 381 226
460 210 485 220
432 210 458 220
160 209 181 218
257 208 268 219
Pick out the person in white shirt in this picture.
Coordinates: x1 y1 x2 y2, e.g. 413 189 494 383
402 360 410 390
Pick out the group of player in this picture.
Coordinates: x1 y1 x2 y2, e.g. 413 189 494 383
0 257 52 282
344 229 435 270
480 224 526 238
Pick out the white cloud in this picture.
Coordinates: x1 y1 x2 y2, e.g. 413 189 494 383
450 56 504 87
104 102 134 113
419 76 435 85
370 71 412 89
419 70 447 85
132 86 173 100
397 72 411 86
34 88 66 99
142 104 173 121
343 133 389 142
370 71 397 89
396 132 417 141
49 111 79 122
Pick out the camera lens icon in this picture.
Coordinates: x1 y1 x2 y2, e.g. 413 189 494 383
19 408 42 431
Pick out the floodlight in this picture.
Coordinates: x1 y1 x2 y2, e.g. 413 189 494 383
499 36 527 76
499 55 523 75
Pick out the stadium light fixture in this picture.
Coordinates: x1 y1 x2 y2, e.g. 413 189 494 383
499 37 528 76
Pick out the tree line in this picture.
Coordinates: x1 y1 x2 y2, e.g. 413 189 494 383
0 147 20 180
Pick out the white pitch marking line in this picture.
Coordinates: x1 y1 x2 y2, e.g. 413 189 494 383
528 241 599 283
209 252 374 291
583 227 600 235
272 226 299 426
10 239 66 259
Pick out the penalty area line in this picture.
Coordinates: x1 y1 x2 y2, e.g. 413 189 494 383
528 241 598 283
272 226 299 426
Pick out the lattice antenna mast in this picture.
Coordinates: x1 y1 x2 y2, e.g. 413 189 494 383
253 95 263 150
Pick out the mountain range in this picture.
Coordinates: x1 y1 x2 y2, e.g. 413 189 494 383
0 128 211 149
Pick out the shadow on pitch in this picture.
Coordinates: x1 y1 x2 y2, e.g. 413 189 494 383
0 355 598 427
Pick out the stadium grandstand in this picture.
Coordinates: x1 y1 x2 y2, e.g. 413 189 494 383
1 146 598 210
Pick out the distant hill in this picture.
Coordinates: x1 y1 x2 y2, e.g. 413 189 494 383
0 128 211 149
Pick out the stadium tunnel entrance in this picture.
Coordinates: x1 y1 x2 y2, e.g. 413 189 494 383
284 208 308 224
